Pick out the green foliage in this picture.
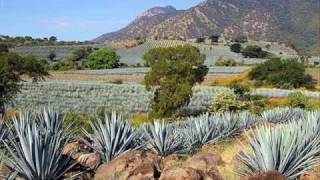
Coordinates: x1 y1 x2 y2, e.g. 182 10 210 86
0 35 92 47
0 44 8 53
215 58 237 66
49 36 57 42
230 43 242 53
71 47 93 62
86 49 120 69
210 92 250 113
65 112 91 135
249 58 315 89
228 82 250 98
241 45 268 58
144 45 208 118
47 51 56 61
0 53 48 106
288 92 308 109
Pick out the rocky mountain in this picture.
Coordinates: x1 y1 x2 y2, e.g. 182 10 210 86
95 0 320 52
94 6 181 42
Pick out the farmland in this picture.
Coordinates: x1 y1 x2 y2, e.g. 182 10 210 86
10 40 302 66
10 80 320 115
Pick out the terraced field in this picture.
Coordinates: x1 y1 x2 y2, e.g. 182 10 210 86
11 40 303 66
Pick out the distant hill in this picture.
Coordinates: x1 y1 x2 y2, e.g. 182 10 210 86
95 0 320 53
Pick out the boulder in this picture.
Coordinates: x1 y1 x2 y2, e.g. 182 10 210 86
160 153 224 180
160 167 203 180
301 172 320 180
241 171 287 180
0 165 13 178
94 150 161 180
63 141 100 170
162 154 180 170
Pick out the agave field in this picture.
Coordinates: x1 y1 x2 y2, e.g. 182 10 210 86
61 66 251 75
9 80 320 115
10 40 289 66
0 107 319 179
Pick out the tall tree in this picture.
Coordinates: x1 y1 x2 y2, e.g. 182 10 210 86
144 45 208 118
0 53 49 119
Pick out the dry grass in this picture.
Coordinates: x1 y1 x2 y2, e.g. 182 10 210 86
28 71 242 86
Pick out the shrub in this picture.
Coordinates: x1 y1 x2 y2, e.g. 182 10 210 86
210 92 250 113
130 113 150 127
48 51 56 61
86 49 120 69
144 45 208 118
288 92 308 109
228 82 250 98
241 45 268 58
107 79 123 84
0 44 8 53
230 43 242 53
215 58 237 66
0 53 48 115
249 58 315 89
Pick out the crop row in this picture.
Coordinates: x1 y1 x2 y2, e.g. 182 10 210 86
61 66 251 75
11 40 269 65
9 80 320 115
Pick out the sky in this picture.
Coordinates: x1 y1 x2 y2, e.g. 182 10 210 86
0 0 204 41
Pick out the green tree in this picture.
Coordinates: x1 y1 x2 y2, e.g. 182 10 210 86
249 58 315 89
242 45 268 58
86 49 120 69
144 45 208 118
287 92 308 109
49 36 57 42
0 44 8 53
0 53 49 118
230 43 242 53
48 51 56 61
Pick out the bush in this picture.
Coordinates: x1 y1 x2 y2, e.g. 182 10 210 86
215 58 237 66
288 92 308 109
249 58 315 89
86 49 120 69
210 92 250 113
230 43 242 53
228 82 250 98
241 45 268 58
144 45 208 118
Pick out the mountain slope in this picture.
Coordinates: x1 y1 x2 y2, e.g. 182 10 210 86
95 0 320 52
94 6 180 42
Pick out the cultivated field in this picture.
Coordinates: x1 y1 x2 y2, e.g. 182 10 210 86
10 80 320 115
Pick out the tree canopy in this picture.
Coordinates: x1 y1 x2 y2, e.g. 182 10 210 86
86 49 120 69
0 53 49 107
144 45 208 118
249 58 315 89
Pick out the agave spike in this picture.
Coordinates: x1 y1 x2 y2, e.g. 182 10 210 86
143 120 185 156
3 110 74 180
83 111 136 162
236 112 320 179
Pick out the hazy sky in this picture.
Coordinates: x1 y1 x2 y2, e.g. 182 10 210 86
0 0 204 41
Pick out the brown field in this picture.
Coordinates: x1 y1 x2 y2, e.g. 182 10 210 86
42 71 239 85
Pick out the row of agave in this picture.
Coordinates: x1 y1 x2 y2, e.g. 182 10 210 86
0 107 317 179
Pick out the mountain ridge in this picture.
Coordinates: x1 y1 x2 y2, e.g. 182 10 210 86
95 0 320 52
